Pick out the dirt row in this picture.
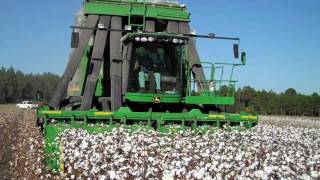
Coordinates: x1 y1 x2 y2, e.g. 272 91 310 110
0 107 50 179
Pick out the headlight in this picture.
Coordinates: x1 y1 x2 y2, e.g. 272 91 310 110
179 39 184 44
98 23 105 29
172 38 179 44
135 37 141 42
148 36 155 42
141 37 148 42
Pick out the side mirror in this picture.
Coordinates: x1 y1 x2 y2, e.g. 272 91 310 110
71 32 79 48
233 44 239 59
241 52 247 65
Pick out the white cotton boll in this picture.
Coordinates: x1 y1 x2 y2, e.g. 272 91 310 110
162 170 174 180
118 157 125 163
299 174 311 179
67 166 72 174
311 171 320 178
99 175 107 180
123 143 132 153
80 141 88 149
108 171 117 179
264 166 273 175
215 173 223 180
148 156 154 162
224 163 232 169
254 170 266 178
83 170 89 177
175 161 182 168
194 171 204 179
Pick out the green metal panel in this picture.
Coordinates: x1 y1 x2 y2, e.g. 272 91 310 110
79 48 91 95
84 2 190 22
185 96 235 105
94 64 104 96
124 93 181 103
67 46 91 96
38 107 258 125
67 45 104 97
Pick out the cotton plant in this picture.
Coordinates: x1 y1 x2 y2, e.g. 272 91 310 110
58 116 320 179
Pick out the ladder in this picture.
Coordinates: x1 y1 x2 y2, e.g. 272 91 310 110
128 0 147 30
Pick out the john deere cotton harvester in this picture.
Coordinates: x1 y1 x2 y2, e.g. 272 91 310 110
36 0 258 171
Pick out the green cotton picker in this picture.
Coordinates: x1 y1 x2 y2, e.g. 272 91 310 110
36 0 258 172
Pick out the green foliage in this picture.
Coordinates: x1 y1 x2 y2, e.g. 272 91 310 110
0 67 318 117
236 86 320 117
0 66 60 103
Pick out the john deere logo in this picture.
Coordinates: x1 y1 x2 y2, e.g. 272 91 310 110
154 96 161 103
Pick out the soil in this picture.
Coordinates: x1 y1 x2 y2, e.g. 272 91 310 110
0 106 50 179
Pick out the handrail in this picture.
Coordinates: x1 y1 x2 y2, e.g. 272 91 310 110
188 60 242 97
143 0 147 30
190 80 238 83
85 0 187 14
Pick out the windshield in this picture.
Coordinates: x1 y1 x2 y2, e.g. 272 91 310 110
128 42 185 94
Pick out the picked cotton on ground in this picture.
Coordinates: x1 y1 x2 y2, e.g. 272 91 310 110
57 116 320 180
0 109 49 179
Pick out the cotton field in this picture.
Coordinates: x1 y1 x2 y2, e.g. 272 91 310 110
58 116 320 179
1 107 319 179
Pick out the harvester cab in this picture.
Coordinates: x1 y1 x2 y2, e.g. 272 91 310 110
36 0 258 172
122 33 187 94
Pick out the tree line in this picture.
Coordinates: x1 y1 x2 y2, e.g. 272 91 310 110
233 87 320 117
0 67 60 104
0 66 319 117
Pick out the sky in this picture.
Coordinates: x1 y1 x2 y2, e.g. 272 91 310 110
0 0 319 95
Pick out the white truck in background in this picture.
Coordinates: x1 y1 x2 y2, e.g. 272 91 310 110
16 101 38 109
